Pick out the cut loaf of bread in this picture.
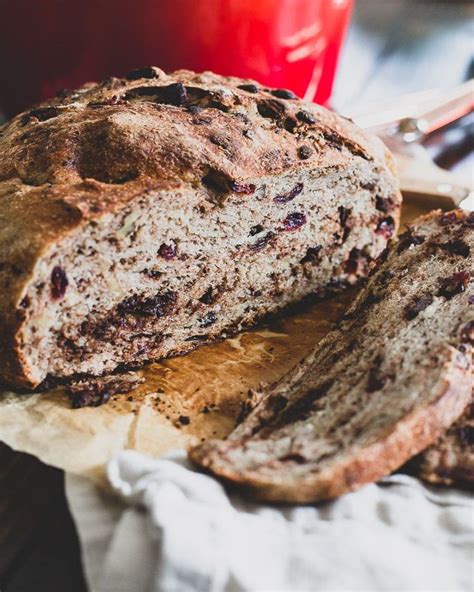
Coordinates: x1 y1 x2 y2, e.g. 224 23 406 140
189 209 474 503
0 67 400 388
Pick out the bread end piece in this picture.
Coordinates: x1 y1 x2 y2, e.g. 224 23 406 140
189 346 472 503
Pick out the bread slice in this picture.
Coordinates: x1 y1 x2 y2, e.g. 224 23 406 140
0 67 400 388
189 209 473 503
407 400 473 488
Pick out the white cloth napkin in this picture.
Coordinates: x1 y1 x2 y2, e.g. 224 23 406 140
65 450 474 592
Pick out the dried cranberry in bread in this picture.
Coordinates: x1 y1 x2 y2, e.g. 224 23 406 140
0 67 400 388
189 209 473 503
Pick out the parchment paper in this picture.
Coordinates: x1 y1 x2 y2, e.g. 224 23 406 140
0 199 437 485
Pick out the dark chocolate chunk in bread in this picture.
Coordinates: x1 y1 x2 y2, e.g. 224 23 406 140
0 67 400 388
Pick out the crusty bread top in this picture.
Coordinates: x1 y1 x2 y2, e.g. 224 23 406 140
0 67 397 384
0 68 391 193
189 209 474 502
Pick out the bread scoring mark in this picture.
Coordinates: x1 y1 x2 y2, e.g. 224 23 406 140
124 83 188 106
20 107 63 126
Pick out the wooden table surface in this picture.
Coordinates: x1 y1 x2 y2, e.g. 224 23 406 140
0 1 472 590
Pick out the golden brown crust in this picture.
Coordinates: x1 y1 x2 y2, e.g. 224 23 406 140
0 67 397 387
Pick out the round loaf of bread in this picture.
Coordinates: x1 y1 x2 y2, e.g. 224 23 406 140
0 67 400 388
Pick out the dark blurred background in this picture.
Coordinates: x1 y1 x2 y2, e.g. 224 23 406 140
0 0 473 123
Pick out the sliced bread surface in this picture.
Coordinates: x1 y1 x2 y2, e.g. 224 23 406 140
189 209 474 502
0 68 400 388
